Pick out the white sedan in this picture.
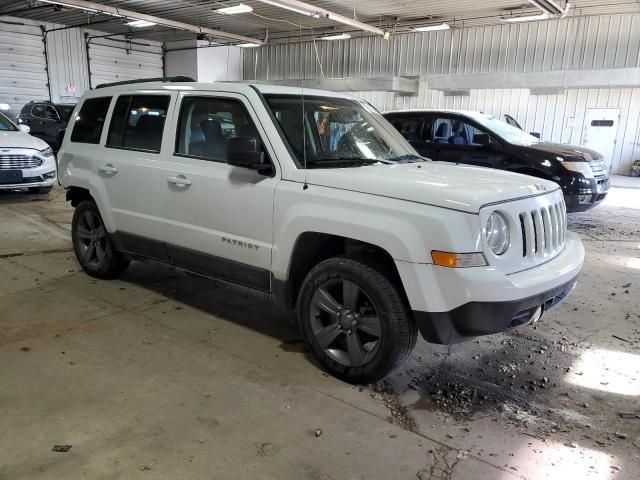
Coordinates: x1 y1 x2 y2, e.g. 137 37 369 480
0 111 57 194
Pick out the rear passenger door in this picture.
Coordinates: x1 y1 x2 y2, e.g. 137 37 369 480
99 93 175 259
157 92 278 291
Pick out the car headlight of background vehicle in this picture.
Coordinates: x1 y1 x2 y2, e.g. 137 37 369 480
485 211 510 255
39 147 53 157
560 160 594 177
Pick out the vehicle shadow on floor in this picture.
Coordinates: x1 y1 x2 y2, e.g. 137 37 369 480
119 258 306 350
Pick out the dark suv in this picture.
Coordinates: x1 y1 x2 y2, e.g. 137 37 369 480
384 109 609 212
17 101 75 151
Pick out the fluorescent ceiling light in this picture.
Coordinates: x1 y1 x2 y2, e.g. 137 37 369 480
257 0 319 17
414 22 450 32
501 12 550 22
126 19 157 27
38 0 98 13
320 33 351 41
215 3 253 15
237 42 262 48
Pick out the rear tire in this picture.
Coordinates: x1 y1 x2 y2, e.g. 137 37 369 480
297 256 417 384
28 186 52 194
72 200 129 279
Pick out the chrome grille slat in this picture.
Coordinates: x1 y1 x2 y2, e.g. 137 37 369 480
0 155 43 170
519 197 567 261
588 159 608 177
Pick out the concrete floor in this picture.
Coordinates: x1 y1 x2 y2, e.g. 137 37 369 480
0 184 639 480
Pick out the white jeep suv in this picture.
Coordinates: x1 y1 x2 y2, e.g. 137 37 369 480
58 79 584 383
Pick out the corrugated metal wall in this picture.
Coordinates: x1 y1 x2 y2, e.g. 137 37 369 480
244 14 640 80
243 13 640 174
0 19 49 118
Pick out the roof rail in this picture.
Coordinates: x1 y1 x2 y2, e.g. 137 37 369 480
95 76 196 89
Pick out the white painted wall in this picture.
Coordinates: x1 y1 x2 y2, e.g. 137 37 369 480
196 44 242 82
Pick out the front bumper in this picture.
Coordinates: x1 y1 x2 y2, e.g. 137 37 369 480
563 174 609 212
0 153 57 190
397 231 584 345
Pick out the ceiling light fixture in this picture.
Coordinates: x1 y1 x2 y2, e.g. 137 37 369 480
414 22 451 32
501 12 550 22
237 42 262 47
254 0 384 36
257 0 319 17
320 33 351 41
35 0 264 44
126 19 157 27
215 3 254 15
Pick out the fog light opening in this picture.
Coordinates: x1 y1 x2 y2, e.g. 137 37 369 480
578 194 592 204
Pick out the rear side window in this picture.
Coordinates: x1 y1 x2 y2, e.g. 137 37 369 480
70 97 112 144
107 95 170 153
387 115 424 143
31 104 46 118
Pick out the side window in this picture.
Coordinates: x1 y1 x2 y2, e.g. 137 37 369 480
31 104 46 118
175 96 262 162
388 116 424 143
45 106 59 120
70 97 112 144
433 117 493 146
107 95 170 153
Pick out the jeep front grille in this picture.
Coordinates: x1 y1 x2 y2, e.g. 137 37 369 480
518 198 567 260
0 155 43 170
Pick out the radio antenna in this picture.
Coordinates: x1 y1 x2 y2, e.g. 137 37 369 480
300 19 308 190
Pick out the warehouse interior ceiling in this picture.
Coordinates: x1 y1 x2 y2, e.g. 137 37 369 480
1 0 639 44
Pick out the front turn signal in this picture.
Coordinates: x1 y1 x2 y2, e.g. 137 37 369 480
431 251 487 268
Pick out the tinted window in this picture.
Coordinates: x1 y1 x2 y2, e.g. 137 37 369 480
388 116 424 143
70 97 112 144
107 95 170 153
591 120 614 127
57 104 75 121
176 96 261 162
45 106 59 120
432 117 494 146
31 104 46 118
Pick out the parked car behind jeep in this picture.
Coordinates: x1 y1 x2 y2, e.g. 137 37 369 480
385 109 609 212
58 80 584 384
17 101 75 151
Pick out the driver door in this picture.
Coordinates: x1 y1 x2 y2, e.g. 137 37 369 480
158 92 278 291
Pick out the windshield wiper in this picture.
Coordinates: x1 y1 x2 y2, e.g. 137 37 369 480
307 156 392 165
386 154 428 163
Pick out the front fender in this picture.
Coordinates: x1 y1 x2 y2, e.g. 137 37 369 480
271 182 482 281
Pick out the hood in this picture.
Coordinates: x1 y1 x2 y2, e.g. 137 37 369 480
521 142 602 162
0 130 49 150
306 161 559 214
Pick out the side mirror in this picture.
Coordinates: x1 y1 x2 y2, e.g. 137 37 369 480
227 137 272 174
473 133 491 146
18 124 30 133
530 132 541 139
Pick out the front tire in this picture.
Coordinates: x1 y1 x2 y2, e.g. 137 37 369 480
72 200 129 279
297 256 417 384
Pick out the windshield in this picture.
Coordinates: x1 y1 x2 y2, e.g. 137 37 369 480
471 114 541 146
0 113 18 131
56 105 75 121
264 94 420 168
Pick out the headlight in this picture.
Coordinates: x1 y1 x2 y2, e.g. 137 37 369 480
39 147 54 157
486 212 510 255
561 161 594 177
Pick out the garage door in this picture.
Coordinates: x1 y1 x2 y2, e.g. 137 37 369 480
0 20 49 119
88 37 163 88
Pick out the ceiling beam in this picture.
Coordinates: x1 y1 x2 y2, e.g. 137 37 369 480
35 0 264 44
254 0 385 36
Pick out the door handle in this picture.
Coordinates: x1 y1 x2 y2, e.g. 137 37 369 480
167 175 192 187
98 164 118 175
